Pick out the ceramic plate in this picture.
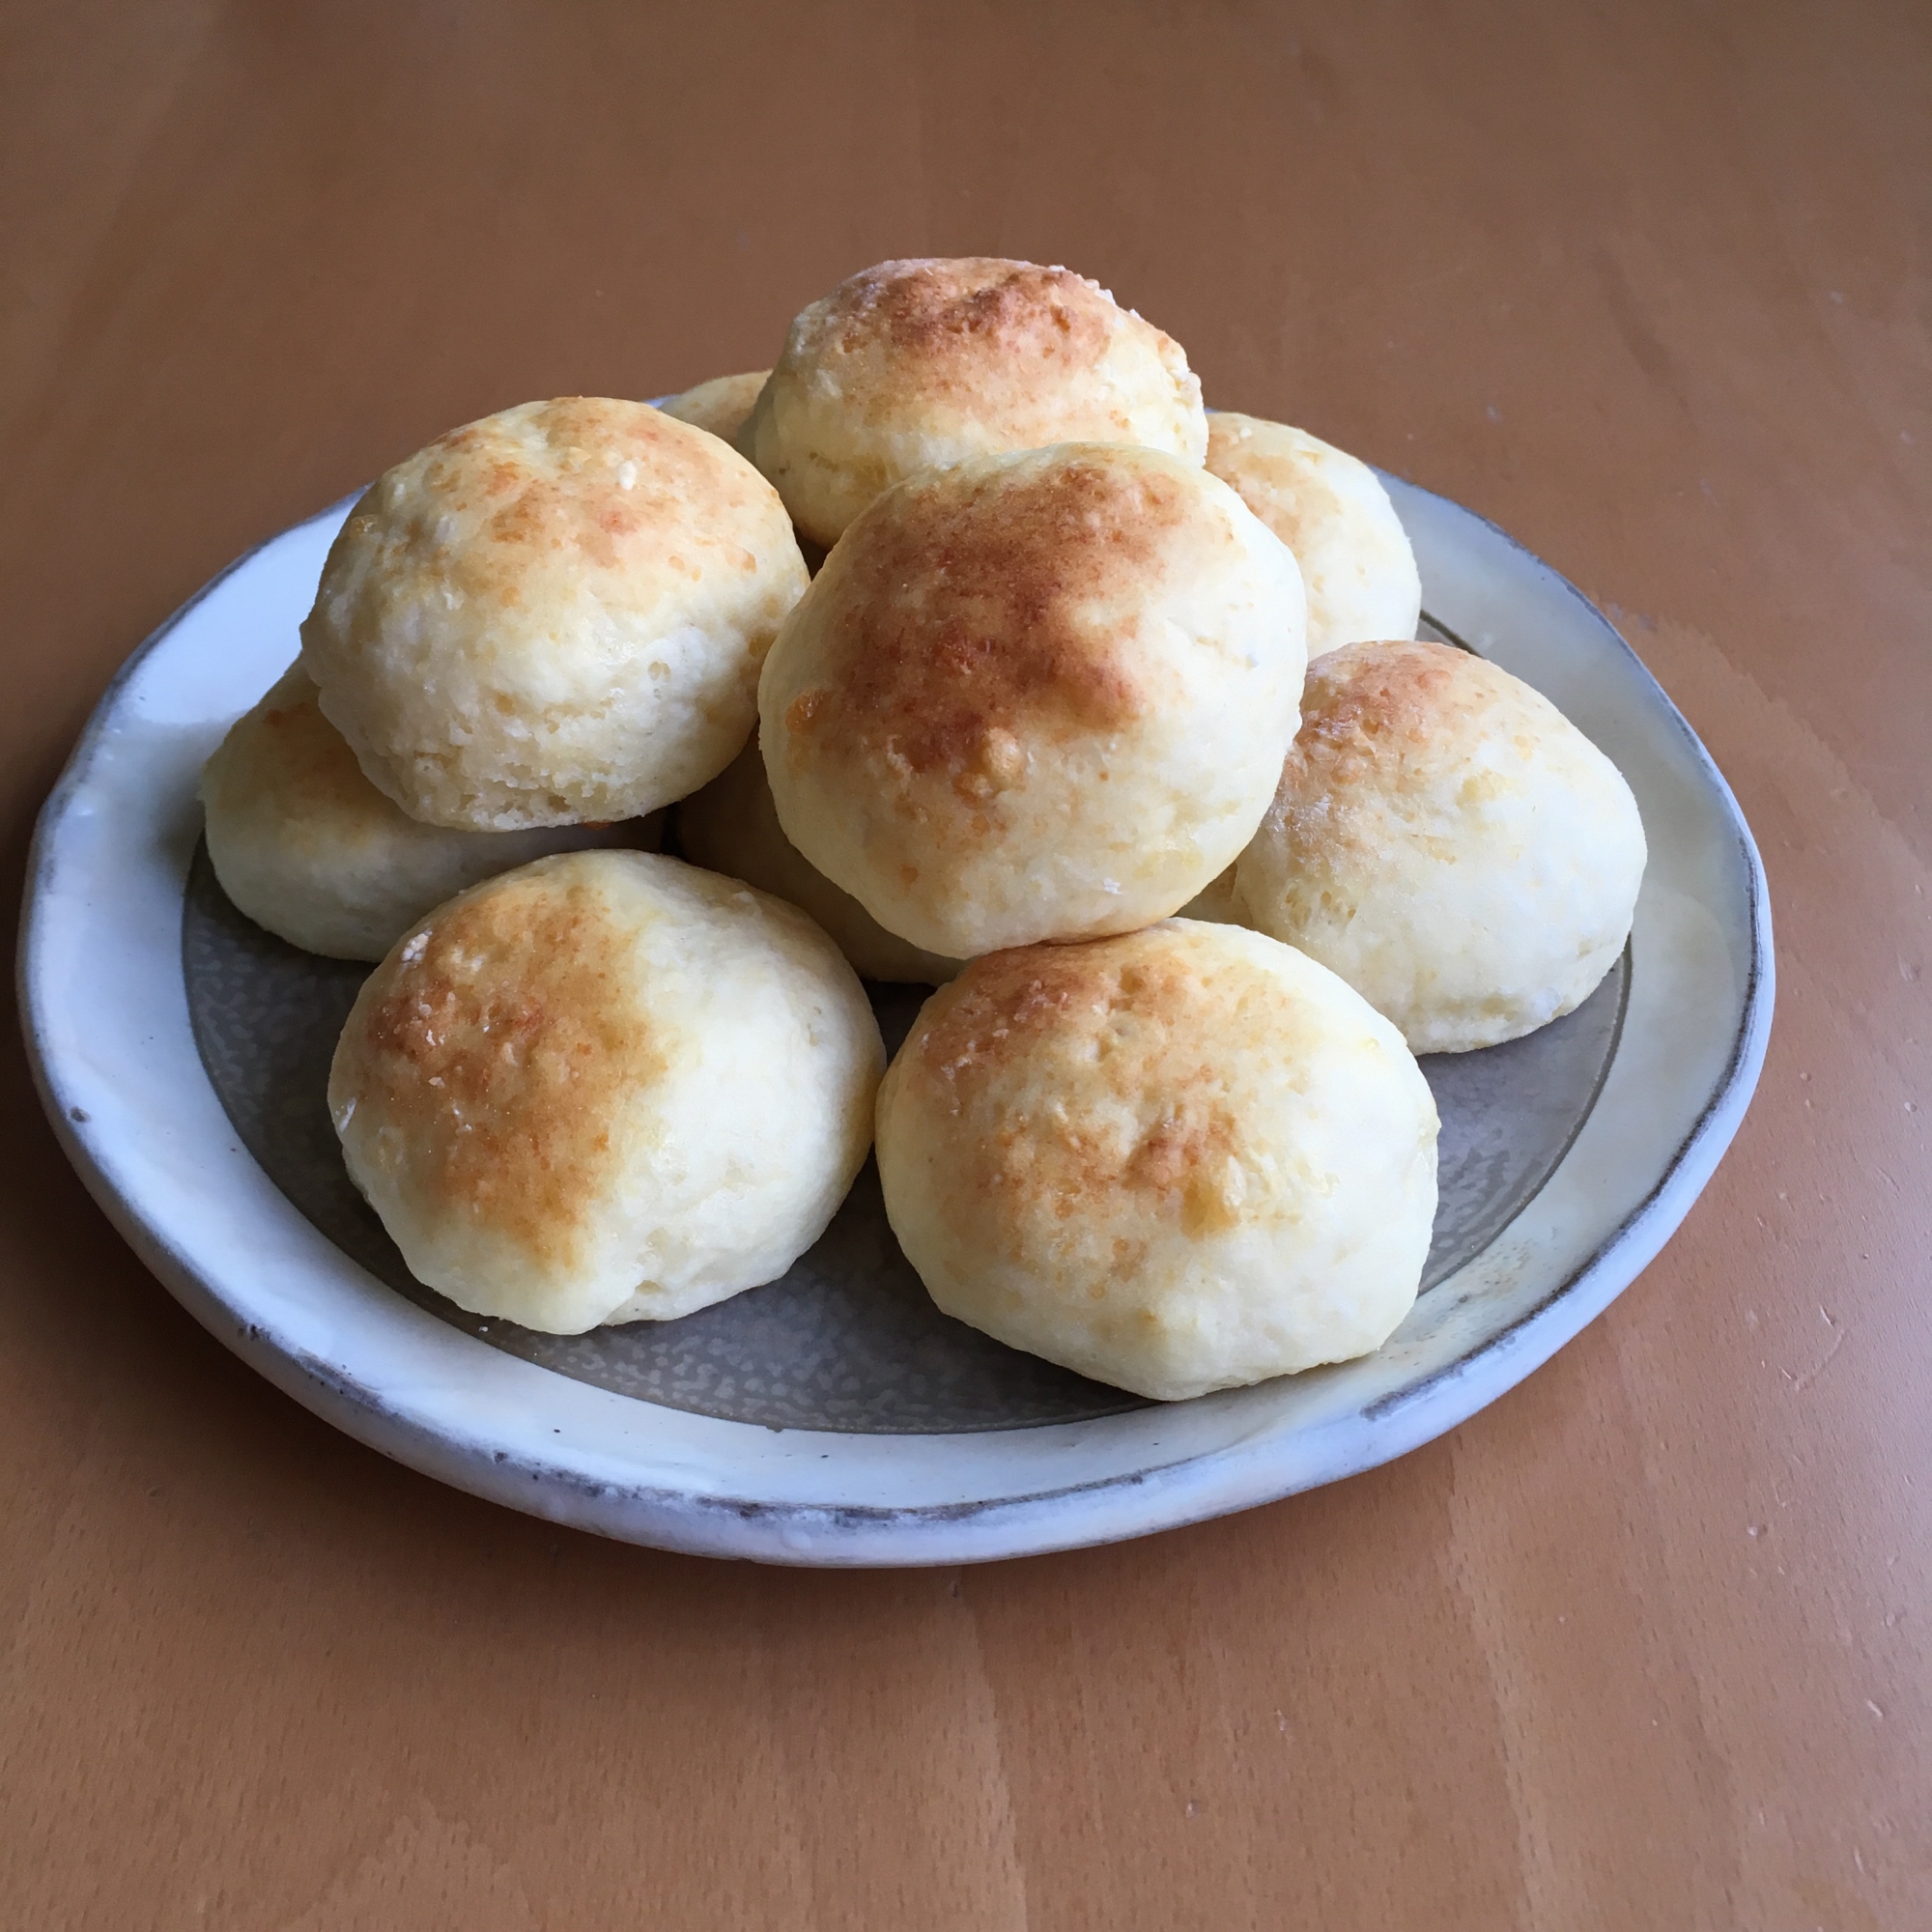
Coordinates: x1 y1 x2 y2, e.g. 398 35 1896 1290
17 475 1772 1565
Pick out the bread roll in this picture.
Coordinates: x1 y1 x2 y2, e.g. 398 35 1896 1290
329 851 884 1333
743 257 1208 546
676 740 960 983
1235 640 1647 1051
1206 412 1420 654
658 370 768 443
877 922 1439 1401
202 663 661 960
301 398 808 831
759 442 1306 958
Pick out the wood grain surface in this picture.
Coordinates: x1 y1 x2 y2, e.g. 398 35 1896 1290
3 4 1927 1925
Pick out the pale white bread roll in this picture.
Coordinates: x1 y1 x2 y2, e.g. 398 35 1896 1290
658 370 769 443
676 740 960 984
759 443 1307 958
328 850 884 1334
1235 640 1647 1052
877 922 1439 1402
1206 412 1421 655
743 257 1208 547
201 664 663 960
301 398 809 831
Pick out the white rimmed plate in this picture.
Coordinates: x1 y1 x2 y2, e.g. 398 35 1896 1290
17 478 1771 1565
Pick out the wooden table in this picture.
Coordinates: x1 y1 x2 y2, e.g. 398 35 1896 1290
4 4 1926 1924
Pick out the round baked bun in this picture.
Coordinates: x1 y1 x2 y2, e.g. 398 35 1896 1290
877 922 1439 1402
1206 413 1421 655
1235 640 1647 1052
743 258 1208 547
301 398 808 831
759 443 1307 958
328 851 883 1334
658 370 769 443
677 741 960 983
201 663 663 960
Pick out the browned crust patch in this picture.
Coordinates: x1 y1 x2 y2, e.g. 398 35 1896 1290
1274 639 1472 797
790 452 1190 786
346 873 660 1270
401 398 763 582
829 259 1119 380
1204 412 1326 550
903 931 1289 1242
1252 639 1522 901
236 675 376 816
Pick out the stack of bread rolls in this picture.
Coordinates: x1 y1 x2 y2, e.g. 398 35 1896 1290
204 257 1645 1403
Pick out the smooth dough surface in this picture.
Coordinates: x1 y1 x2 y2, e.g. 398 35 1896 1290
658 370 769 443
743 257 1208 546
876 921 1439 1402
676 740 960 983
301 397 808 831
1235 640 1647 1052
328 850 883 1333
1206 412 1421 655
201 664 662 960
759 442 1307 958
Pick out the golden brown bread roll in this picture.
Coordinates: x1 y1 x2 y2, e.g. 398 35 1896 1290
201 663 661 960
742 257 1208 546
1206 413 1421 654
658 370 769 442
1235 640 1647 1051
758 442 1308 959
301 398 808 831
876 922 1439 1400
329 851 883 1333
676 740 960 983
